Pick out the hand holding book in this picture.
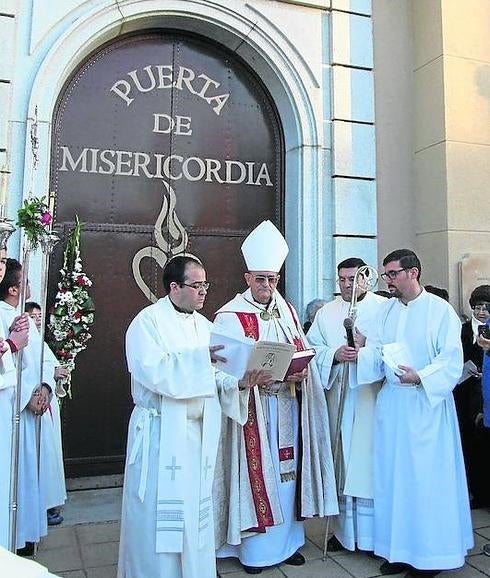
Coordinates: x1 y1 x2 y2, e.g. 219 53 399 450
285 349 316 381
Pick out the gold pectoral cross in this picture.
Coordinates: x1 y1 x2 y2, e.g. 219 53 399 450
260 306 280 321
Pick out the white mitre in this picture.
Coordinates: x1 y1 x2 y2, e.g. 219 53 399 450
241 220 289 272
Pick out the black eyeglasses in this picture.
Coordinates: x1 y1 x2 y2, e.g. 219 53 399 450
179 282 210 291
380 268 408 281
250 274 280 285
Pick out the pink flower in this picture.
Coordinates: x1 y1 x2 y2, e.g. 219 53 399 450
40 212 52 226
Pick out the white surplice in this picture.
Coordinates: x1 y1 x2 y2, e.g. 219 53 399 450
307 291 386 551
39 345 66 510
213 289 337 568
357 290 473 569
0 330 17 548
0 302 55 548
117 296 249 578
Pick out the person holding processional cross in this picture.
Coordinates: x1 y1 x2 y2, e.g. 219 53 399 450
0 248 29 550
0 258 53 555
117 254 272 578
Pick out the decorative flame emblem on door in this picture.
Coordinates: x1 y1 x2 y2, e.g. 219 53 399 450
132 181 196 303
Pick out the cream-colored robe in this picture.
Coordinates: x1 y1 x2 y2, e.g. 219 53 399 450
213 290 338 566
307 291 385 550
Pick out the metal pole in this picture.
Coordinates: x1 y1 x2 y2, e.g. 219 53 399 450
8 243 31 552
322 361 350 560
32 231 59 558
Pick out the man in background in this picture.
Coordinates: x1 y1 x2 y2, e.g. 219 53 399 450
0 259 51 555
307 257 386 554
0 248 29 549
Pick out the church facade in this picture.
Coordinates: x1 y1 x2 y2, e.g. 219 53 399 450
1 0 488 475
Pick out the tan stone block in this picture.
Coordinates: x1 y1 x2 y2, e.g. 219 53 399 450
445 56 490 146
448 232 490 311
217 556 242 573
413 57 446 152
34 546 83 573
56 572 86 578
0 83 11 150
0 0 16 15
415 231 449 290
76 521 120 545
281 557 352 577
81 541 119 568
446 142 490 230
412 0 443 70
39 526 78 550
0 17 15 80
86 565 117 578
414 141 448 232
443 0 490 62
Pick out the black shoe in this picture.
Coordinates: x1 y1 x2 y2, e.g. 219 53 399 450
380 561 412 575
327 535 346 552
16 542 35 557
47 509 64 526
242 565 263 574
404 571 441 577
284 551 306 566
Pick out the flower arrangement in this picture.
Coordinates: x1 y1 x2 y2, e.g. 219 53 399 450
16 196 53 248
48 215 95 399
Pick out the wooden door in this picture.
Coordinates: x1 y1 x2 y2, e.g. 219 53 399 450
49 30 283 477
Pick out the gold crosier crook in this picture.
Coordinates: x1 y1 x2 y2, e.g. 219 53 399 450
322 265 379 561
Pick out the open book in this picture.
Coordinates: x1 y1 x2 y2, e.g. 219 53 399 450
210 331 313 381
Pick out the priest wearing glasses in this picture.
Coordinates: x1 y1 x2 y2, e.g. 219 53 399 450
213 221 338 574
357 249 473 578
118 255 272 578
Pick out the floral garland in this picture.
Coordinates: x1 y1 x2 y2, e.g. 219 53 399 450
16 196 53 248
48 215 95 399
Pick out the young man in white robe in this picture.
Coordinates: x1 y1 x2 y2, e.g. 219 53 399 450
25 302 67 527
307 257 386 553
357 249 473 578
0 259 53 554
0 248 30 549
213 220 338 574
117 255 271 578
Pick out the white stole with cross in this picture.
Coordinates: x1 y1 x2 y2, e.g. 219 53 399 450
157 394 220 553
126 297 246 555
152 298 218 553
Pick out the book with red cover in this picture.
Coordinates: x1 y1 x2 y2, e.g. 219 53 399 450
286 348 316 377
